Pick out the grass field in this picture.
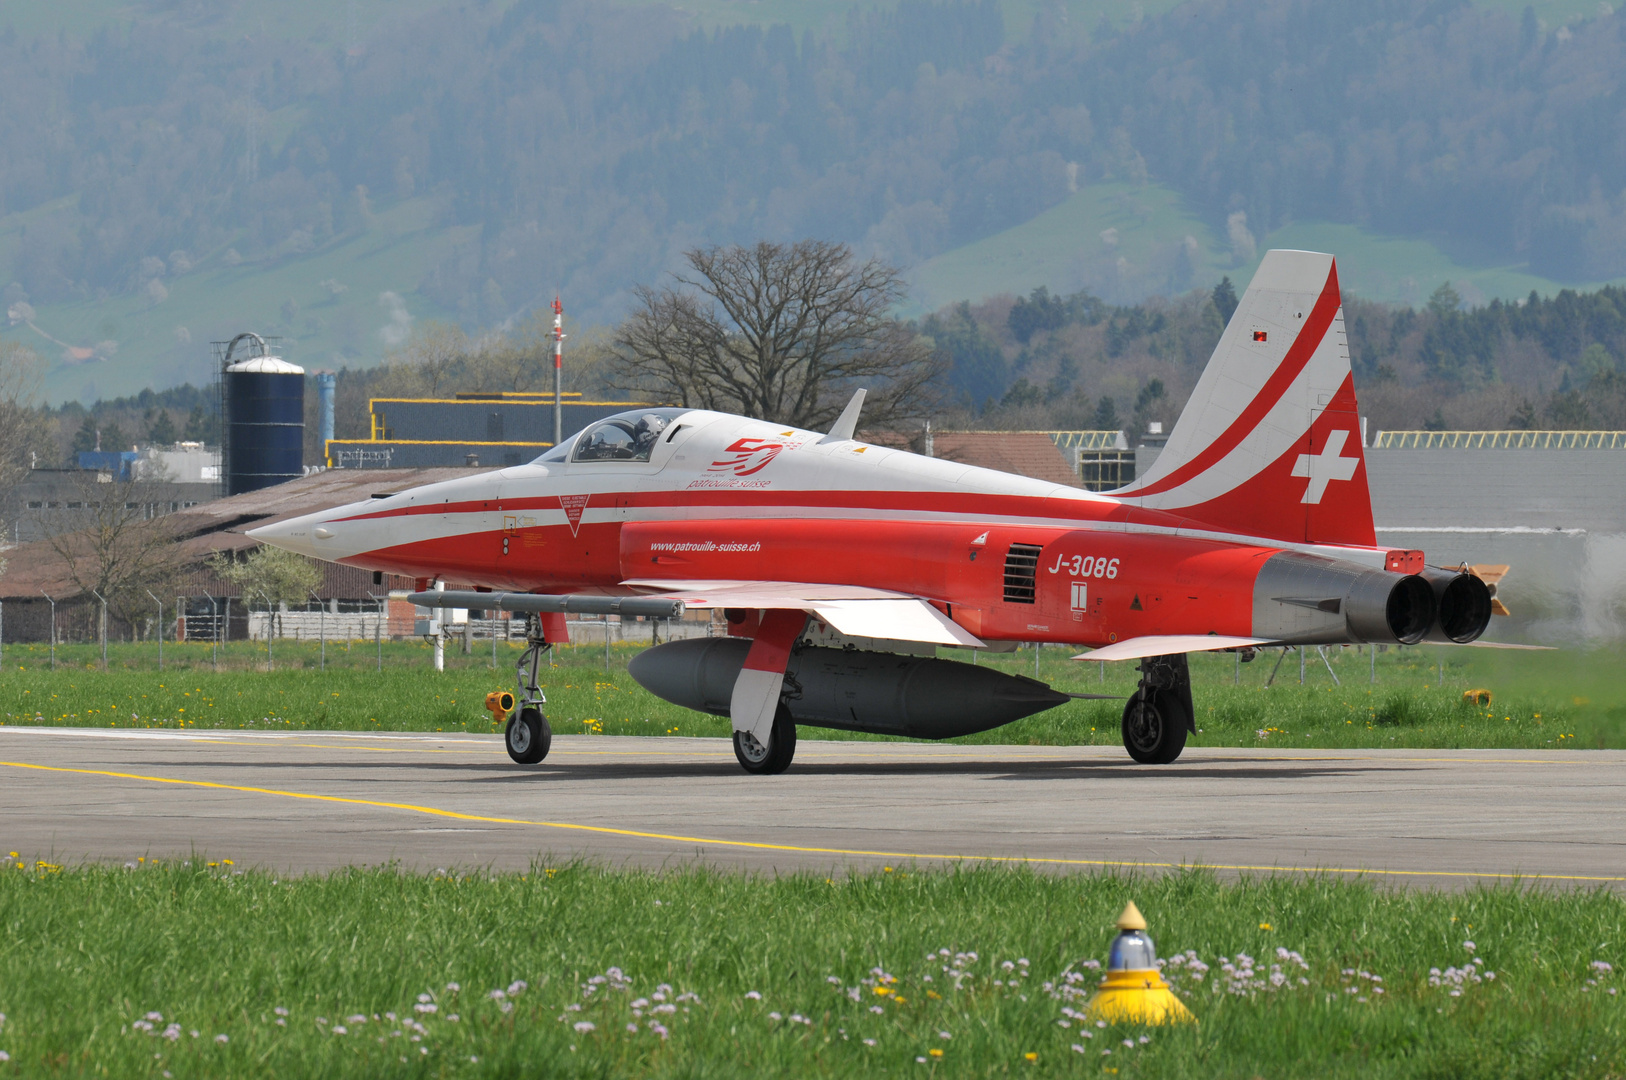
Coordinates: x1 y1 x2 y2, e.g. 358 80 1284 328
0 636 1614 750
0 861 1623 1077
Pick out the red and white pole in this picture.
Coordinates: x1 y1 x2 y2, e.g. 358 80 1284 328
552 295 564 448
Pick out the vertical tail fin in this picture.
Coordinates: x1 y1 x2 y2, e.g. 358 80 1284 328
1114 250 1374 548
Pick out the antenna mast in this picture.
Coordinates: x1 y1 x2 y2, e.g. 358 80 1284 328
552 296 565 447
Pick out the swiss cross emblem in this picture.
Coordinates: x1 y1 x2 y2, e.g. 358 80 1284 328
1291 429 1360 504
558 493 590 536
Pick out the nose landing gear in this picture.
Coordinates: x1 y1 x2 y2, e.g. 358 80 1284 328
732 702 797 774
505 614 554 765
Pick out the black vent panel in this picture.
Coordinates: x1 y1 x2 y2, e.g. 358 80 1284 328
1003 543 1042 604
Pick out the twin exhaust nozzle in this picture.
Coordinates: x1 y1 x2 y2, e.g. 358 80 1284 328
1256 553 1492 646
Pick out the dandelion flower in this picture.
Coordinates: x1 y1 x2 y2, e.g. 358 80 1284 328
929 1048 944 1058
1025 1051 1038 1061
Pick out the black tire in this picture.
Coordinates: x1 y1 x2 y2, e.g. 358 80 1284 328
1121 690 1188 765
732 703 797 775
506 706 552 765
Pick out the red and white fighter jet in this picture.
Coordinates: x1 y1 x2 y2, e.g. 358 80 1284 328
250 250 1491 772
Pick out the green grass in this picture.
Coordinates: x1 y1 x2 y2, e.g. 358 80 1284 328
0 636 1616 750
1 861 1624 1076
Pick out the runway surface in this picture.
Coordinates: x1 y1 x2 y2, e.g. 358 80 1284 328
2 727 1623 887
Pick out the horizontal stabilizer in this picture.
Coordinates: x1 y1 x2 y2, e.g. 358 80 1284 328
1457 640 1554 650
1072 634 1274 663
409 589 684 618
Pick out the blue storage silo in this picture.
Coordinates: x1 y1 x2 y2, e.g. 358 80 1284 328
221 333 305 495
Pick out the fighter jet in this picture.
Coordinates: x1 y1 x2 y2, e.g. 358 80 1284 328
249 250 1492 772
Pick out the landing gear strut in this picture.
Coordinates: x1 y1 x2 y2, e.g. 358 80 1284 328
1122 652 1193 765
505 614 553 765
733 702 797 775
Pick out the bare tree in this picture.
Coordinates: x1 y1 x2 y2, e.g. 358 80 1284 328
612 240 942 431
38 468 191 637
0 342 50 574
374 321 472 398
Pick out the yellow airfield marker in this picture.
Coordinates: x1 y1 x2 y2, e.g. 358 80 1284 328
1084 901 1197 1026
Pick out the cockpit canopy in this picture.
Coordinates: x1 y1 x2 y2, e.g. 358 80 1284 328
534 408 689 464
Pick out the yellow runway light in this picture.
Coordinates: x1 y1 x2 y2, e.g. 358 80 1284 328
1085 901 1197 1026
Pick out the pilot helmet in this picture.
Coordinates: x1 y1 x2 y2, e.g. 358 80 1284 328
633 413 669 444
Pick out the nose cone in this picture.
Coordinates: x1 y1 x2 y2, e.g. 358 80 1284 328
247 511 328 559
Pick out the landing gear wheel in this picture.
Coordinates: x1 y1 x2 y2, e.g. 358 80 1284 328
1122 690 1188 765
506 706 552 764
732 703 797 775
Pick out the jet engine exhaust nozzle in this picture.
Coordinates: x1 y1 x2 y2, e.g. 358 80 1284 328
1417 567 1494 644
1253 552 1436 645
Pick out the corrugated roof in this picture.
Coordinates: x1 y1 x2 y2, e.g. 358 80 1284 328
0 466 483 600
928 432 1082 487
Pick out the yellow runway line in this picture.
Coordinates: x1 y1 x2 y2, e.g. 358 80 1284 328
3 758 1622 883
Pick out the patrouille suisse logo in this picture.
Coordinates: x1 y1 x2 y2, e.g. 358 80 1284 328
558 493 590 536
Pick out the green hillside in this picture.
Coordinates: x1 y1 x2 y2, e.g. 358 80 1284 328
0 197 468 404
904 181 1229 312
906 181 1626 312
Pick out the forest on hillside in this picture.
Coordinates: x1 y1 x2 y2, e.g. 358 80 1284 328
22 273 1626 474
1 0 1624 337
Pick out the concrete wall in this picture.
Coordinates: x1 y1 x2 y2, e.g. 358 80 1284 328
1367 449 1626 643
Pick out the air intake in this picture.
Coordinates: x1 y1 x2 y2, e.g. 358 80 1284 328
1003 543 1042 604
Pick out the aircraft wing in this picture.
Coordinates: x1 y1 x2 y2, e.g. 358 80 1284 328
1071 634 1275 662
621 578 985 648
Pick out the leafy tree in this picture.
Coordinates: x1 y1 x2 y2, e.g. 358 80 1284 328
999 378 1044 410
1578 343 1616 385
1210 276 1238 326
145 408 178 446
181 404 213 443
922 301 1008 410
71 416 99 455
1507 400 1537 430
612 240 941 431
1428 283 1463 320
1131 378 1167 436
1546 392 1589 429
211 545 323 639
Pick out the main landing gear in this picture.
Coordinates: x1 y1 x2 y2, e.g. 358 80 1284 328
733 702 797 775
1122 652 1193 765
505 614 553 765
